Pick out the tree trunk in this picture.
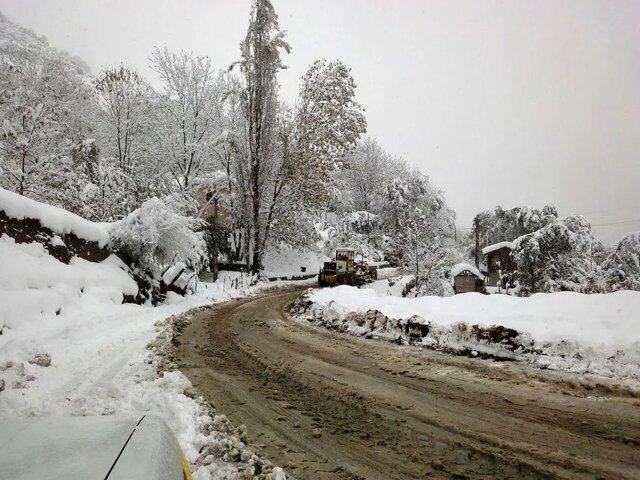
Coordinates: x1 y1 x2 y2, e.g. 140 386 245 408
18 147 27 195
474 216 480 268
212 199 219 282
251 188 262 273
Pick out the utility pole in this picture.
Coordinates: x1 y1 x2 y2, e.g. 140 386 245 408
474 216 480 268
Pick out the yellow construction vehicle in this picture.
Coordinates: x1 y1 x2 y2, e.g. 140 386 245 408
318 248 378 287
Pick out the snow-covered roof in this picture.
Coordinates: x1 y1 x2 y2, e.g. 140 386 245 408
481 241 514 255
451 263 483 278
0 188 111 246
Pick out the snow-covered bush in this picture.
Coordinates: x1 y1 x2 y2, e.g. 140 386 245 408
401 246 457 298
603 232 640 291
515 221 573 294
110 198 207 278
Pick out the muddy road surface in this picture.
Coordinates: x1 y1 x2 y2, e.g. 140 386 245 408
174 288 640 479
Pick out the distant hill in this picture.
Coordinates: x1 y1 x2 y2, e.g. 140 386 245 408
0 11 90 74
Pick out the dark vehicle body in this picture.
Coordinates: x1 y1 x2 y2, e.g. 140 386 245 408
318 249 377 287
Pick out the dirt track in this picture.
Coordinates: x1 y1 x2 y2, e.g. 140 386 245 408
174 288 640 479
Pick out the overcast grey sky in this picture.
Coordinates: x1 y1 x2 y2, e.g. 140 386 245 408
2 0 639 244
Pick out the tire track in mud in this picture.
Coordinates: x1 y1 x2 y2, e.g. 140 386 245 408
174 288 640 479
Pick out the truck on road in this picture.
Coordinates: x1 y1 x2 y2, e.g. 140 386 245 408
318 248 378 287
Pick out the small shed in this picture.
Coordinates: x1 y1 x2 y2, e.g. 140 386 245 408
451 263 485 294
481 241 515 287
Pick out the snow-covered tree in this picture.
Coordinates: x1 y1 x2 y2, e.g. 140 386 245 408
232 0 290 272
473 205 558 251
80 157 140 221
287 59 367 208
338 137 390 212
95 66 154 172
260 59 367 257
549 215 608 293
203 75 252 263
512 215 607 294
151 47 224 192
80 66 163 221
383 170 457 295
229 2 368 273
0 40 97 213
602 232 640 291
513 222 570 295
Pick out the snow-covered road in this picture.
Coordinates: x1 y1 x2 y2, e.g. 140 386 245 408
0 233 291 479
175 288 640 480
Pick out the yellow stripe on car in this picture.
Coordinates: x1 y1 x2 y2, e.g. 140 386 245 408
180 450 193 480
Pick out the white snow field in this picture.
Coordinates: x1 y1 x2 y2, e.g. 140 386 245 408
306 285 640 381
0 233 293 478
0 187 294 478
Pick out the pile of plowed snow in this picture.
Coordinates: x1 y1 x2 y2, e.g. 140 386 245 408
0 235 136 328
300 286 640 381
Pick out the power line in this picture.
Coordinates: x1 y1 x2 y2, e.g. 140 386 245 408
592 217 640 227
457 217 640 228
570 207 640 218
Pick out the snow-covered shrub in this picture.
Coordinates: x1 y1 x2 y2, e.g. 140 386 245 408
402 273 453 298
343 211 381 234
402 253 456 298
603 232 640 291
110 198 207 278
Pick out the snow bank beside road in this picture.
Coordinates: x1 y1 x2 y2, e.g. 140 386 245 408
310 287 640 349
0 232 205 415
0 188 111 246
0 233 290 478
0 235 136 332
304 286 640 380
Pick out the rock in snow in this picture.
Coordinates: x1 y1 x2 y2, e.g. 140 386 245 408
0 188 111 247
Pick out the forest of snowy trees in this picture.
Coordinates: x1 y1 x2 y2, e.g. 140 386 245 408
471 205 640 295
0 2 456 289
1 1 639 298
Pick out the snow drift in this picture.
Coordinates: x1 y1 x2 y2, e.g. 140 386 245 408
0 188 111 247
297 286 640 381
0 235 137 335
0 189 292 478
